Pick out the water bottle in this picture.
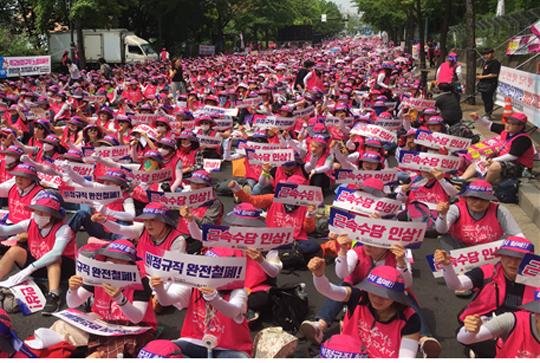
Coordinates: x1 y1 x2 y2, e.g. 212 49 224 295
297 282 307 299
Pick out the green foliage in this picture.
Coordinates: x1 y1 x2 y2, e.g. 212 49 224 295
0 28 44 56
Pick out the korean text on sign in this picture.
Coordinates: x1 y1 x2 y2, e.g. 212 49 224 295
147 187 215 209
274 183 324 207
202 225 294 251
76 254 141 288
333 187 402 217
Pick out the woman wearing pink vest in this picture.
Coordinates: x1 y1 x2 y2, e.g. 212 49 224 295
458 292 540 358
0 189 76 315
304 134 334 194
434 236 537 357
176 131 203 177
66 240 156 357
309 260 421 358
0 163 43 224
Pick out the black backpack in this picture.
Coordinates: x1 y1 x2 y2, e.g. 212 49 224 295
269 284 309 334
494 178 520 203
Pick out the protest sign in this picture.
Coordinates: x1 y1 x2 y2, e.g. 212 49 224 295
244 141 284 150
414 129 471 151
64 161 95 180
130 168 172 184
374 118 403 131
328 208 426 247
466 136 502 160
37 172 63 189
10 280 46 314
333 187 402 217
76 254 141 288
197 134 223 148
398 150 462 172
60 185 122 205
293 105 315 117
214 118 234 130
198 105 238 117
274 183 324 207
252 115 295 130
245 148 295 166
350 124 397 143
323 116 354 127
147 187 215 209
335 169 398 185
144 251 245 289
202 225 294 250
0 56 51 78
83 145 130 161
203 158 222 172
53 309 152 336
236 97 263 108
425 240 502 278
402 97 436 111
516 254 540 288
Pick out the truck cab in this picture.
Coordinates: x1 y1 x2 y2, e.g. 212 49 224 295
124 34 158 63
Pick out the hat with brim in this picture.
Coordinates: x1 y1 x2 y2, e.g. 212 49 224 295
358 177 385 198
135 202 177 227
9 163 39 182
97 240 138 262
356 265 413 306
519 291 540 313
495 236 535 258
26 191 65 219
461 180 496 201
359 151 382 164
0 145 24 157
186 169 212 185
223 203 266 227
138 340 183 358
506 112 528 125
97 169 129 187
320 334 366 358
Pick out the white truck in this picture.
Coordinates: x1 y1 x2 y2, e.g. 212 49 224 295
48 29 158 64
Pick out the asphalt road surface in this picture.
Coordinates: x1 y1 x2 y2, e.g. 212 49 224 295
8 161 472 358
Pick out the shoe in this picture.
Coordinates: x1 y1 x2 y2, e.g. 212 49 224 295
42 292 61 316
454 289 473 297
420 336 442 358
246 309 259 322
300 320 323 345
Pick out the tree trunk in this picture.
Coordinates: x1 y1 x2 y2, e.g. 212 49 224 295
76 20 86 69
465 0 476 104
438 0 452 66
416 0 426 70
404 11 414 54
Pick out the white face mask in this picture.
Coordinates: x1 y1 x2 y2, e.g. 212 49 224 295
43 143 54 152
32 213 50 228
157 148 170 156
200 125 210 131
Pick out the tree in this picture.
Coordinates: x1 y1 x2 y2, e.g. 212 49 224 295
464 0 476 104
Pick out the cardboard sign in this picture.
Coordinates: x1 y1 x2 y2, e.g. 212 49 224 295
53 309 152 336
10 280 46 314
245 148 294 166
274 183 324 207
415 129 472 151
60 185 122 205
328 207 426 247
65 161 95 179
253 115 295 130
425 240 501 278
203 158 222 172
202 225 294 251
335 169 398 185
333 187 402 217
516 254 540 287
324 116 354 127
37 172 63 189
76 254 141 288
197 134 223 148
214 118 234 131
144 251 245 289
398 150 462 172
130 168 172 184
350 124 397 143
147 187 215 209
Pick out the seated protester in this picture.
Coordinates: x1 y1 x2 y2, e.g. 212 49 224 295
0 308 37 358
0 189 76 315
115 115 133 145
150 250 252 358
457 294 540 358
303 134 334 194
60 116 86 149
308 259 421 358
421 115 447 134
457 112 535 184
16 134 66 164
434 83 462 127
91 202 185 275
0 163 44 224
66 168 135 241
66 240 156 358
0 145 24 184
81 125 105 148
436 179 522 250
153 117 172 140
176 131 203 178
195 116 222 159
156 137 183 190
433 236 537 357
396 128 419 154
137 339 184 358
256 157 307 194
28 119 52 149
187 203 283 322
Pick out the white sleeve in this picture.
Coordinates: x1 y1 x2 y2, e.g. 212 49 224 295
442 264 474 290
114 295 147 324
101 220 144 239
103 198 136 221
0 178 15 198
439 179 459 198
313 275 348 302
258 250 282 278
0 219 29 237
170 235 186 253
203 288 247 323
153 282 192 309
31 225 74 269
457 324 497 345
66 287 93 308
398 337 419 358
335 249 358 279
187 219 202 241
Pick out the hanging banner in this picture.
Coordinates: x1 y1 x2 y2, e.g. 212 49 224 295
398 150 462 172
335 169 398 185
425 240 502 278
144 251 245 289
516 254 540 288
147 187 215 209
53 309 152 336
75 254 141 288
333 187 402 217
202 225 294 251
274 183 324 207
0 56 51 79
506 34 540 55
350 124 397 143
245 148 295 166
60 185 122 205
328 207 426 248
198 44 216 56
414 129 472 151
495 66 539 128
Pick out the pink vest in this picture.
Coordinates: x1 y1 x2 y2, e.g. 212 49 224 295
458 263 537 322
136 228 182 275
177 148 198 169
27 220 76 260
306 149 332 177
496 311 540 358
449 198 503 246
8 184 43 223
92 284 157 329
273 167 306 189
180 289 252 355
343 247 397 286
244 158 262 181
176 203 219 235
437 62 457 84
266 203 307 240
0 160 7 183
499 131 534 169
408 179 448 206
342 302 415 358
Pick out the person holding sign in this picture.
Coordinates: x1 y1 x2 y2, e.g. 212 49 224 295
195 116 222 159
303 134 334 194
307 260 421 358
457 292 540 358
434 236 537 357
436 179 522 251
176 131 203 177
66 240 156 358
0 190 76 315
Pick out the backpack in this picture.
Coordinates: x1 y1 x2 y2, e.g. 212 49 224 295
398 201 438 239
494 178 520 203
448 121 480 144
269 284 309 334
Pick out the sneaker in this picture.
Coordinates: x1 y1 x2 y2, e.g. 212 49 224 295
246 310 259 322
454 289 473 298
300 320 323 345
42 292 61 316
420 336 442 358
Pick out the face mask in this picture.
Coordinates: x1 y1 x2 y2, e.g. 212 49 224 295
43 143 54 152
201 125 210 131
32 213 50 228
157 148 170 157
